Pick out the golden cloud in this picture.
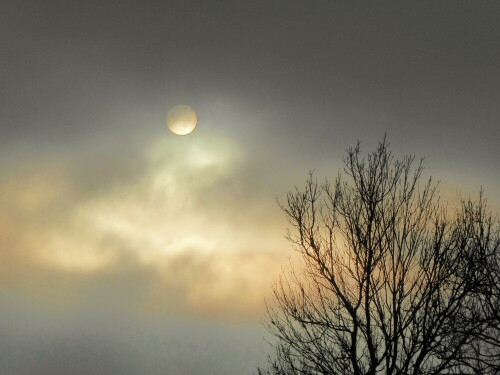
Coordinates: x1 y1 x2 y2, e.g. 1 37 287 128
0 134 289 320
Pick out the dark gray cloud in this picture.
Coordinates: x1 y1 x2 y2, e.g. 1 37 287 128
2 1 499 163
0 291 268 375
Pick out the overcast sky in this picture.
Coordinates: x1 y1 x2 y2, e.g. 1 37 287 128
1 1 499 374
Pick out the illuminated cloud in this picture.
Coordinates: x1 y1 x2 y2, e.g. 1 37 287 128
0 133 288 320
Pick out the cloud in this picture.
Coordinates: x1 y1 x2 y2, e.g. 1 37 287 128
0 132 288 320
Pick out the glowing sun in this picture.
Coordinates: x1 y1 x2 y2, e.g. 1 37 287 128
166 105 198 135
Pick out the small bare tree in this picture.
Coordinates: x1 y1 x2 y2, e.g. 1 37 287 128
258 139 499 375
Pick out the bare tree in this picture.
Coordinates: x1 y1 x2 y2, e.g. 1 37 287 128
258 139 499 375
456 196 500 374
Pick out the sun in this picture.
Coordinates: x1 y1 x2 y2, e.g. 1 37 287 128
166 105 198 135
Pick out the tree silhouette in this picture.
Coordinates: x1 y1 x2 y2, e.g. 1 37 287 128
258 139 499 375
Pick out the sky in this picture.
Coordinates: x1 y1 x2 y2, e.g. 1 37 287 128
1 1 499 374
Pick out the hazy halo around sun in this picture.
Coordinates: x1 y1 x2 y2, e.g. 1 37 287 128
167 105 198 135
